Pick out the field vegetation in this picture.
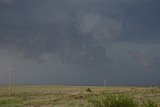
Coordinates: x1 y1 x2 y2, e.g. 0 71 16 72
0 86 160 107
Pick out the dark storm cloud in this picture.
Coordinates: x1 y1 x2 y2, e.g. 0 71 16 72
0 0 159 64
120 0 160 43
1 0 160 86
0 0 12 5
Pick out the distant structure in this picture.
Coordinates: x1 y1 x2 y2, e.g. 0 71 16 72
104 80 107 87
8 66 12 98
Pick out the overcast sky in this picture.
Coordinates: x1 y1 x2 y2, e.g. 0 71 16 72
0 0 160 86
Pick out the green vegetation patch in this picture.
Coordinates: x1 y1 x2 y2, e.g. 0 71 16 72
88 94 158 107
88 94 136 107
0 97 24 107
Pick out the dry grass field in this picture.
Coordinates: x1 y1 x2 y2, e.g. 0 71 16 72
0 85 160 107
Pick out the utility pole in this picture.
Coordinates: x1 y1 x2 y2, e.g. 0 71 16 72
8 66 12 98
104 80 106 87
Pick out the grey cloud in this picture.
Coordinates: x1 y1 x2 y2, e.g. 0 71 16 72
130 49 160 68
0 0 160 64
77 13 123 47
0 0 12 5
0 0 159 85
119 0 160 43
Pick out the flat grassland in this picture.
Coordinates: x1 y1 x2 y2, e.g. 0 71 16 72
0 85 160 107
